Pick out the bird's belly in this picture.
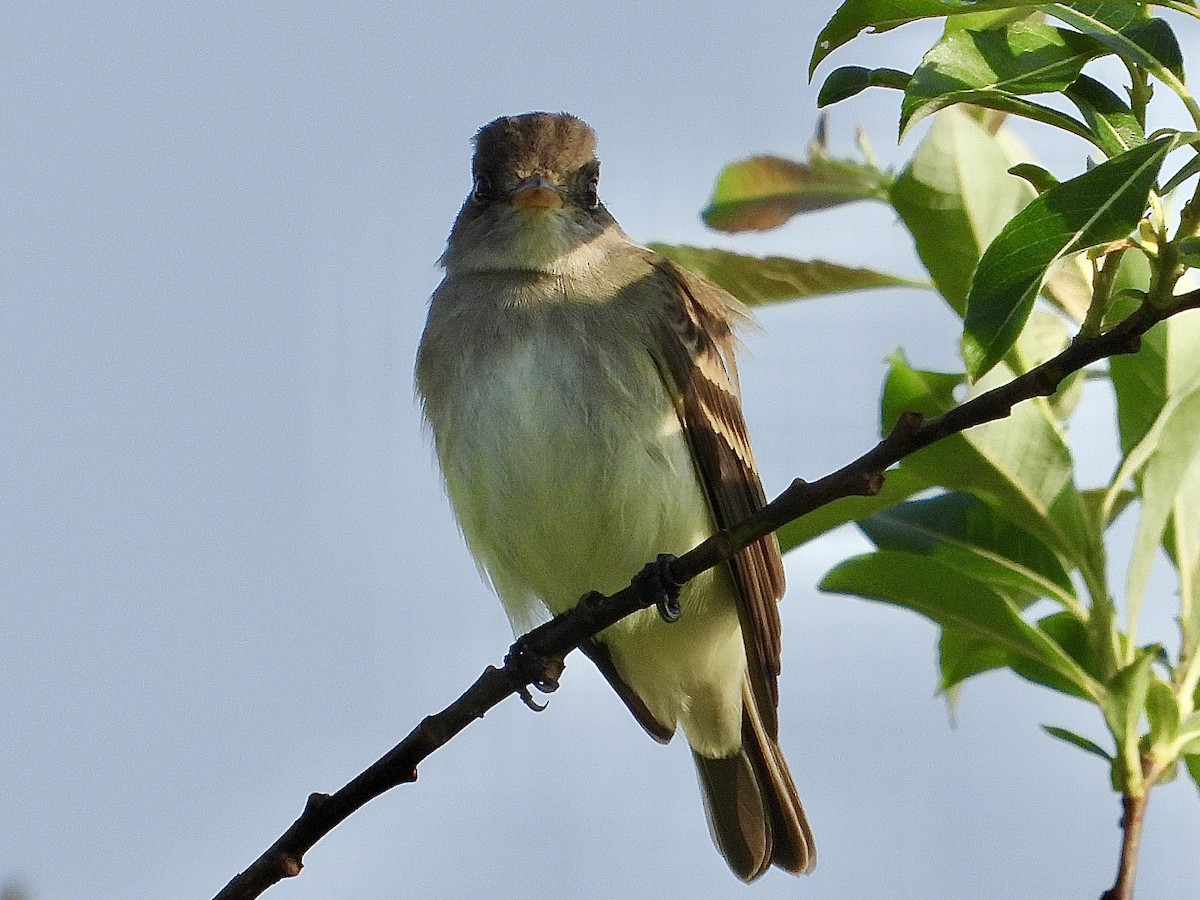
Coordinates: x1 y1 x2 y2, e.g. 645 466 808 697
440 337 716 619
428 327 748 754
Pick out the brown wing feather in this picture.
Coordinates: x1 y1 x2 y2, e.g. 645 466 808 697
645 254 787 737
579 638 675 743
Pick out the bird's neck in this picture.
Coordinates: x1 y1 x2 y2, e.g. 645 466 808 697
442 218 647 310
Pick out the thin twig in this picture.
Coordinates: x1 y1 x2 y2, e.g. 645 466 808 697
213 292 1200 900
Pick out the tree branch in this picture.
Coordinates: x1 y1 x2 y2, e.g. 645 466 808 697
213 293 1200 900
669 288 1200 588
1101 793 1149 900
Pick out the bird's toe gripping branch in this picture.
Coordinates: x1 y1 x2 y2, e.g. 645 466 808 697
503 553 684 712
504 636 566 712
643 553 685 624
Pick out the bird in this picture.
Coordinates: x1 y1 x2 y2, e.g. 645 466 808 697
415 111 814 881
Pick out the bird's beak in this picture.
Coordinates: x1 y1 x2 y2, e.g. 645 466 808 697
510 174 564 211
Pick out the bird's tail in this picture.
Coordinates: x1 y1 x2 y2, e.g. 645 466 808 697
692 679 815 881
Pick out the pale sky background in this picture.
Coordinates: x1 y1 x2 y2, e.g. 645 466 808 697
4 3 1199 899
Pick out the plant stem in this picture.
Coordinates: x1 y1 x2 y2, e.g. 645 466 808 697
1079 249 1128 340
1127 61 1152 133
1101 793 1149 900
1086 571 1123 678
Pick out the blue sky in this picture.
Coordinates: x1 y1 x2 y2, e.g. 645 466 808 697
3 3 1198 898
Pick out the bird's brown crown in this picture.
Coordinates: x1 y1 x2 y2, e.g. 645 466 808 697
473 113 597 184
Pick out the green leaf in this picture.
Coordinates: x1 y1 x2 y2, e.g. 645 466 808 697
1046 4 1185 81
701 152 891 232
962 136 1173 379
821 550 1101 698
1187 559 1200 666
1186 753 1200 795
1041 253 1094 323
1039 611 1101 680
890 107 1034 315
1178 236 1200 269
938 608 1105 709
1043 724 1114 760
939 626 1009 694
907 92 1094 143
1104 367 1200 525
1180 711 1200 753
858 492 1078 607
817 65 912 106
944 8 1046 33
1126 386 1200 634
882 353 1100 578
648 244 923 307
899 22 1100 137
1007 612 1097 698
1100 648 1157 766
1080 486 1136 531
1010 309 1070 374
776 466 929 554
1155 757 1181 786
1009 163 1059 193
1109 311 1200 655
1110 310 1200 458
1145 676 1180 745
810 0 1046 75
881 354 962 435
1008 302 1074 378
1064 74 1145 158
1101 252 1153 331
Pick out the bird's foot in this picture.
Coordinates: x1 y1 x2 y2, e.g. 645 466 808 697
505 636 566 712
639 553 685 624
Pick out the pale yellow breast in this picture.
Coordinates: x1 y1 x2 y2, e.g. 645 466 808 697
434 310 714 620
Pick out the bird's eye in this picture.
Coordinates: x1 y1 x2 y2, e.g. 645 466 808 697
584 177 600 209
472 176 490 202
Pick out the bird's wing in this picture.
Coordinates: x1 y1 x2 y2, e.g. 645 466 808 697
579 638 675 743
643 254 787 736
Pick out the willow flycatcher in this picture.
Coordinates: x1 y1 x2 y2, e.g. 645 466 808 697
415 112 814 880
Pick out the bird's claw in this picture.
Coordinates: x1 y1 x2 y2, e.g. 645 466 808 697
505 637 565 712
644 553 684 624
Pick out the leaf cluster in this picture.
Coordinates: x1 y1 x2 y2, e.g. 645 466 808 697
659 0 1200 803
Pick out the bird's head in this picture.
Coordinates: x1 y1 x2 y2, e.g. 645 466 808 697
440 112 619 274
